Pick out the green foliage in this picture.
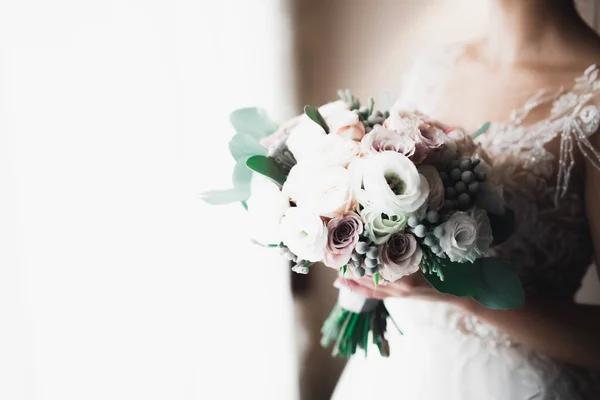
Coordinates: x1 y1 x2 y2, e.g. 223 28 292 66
321 301 390 358
229 108 278 140
472 122 491 139
423 256 525 309
245 155 287 186
304 105 330 133
201 108 279 207
489 207 515 246
228 133 267 161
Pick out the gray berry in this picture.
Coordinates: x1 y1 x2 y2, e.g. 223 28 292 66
439 171 449 182
353 266 366 278
365 257 378 268
426 210 439 224
450 159 461 169
366 246 380 260
475 170 487 181
408 216 420 228
351 252 362 262
461 170 475 184
445 187 457 200
459 159 472 171
468 181 480 193
433 226 445 238
430 245 442 254
355 241 369 255
414 224 428 238
455 181 467 193
424 234 436 246
353 259 362 268
450 168 462 181
458 193 471 208
443 199 455 210
292 265 310 275
365 265 379 276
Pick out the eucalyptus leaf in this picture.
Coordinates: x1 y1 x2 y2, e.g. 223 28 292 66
489 207 515 246
229 108 278 140
245 155 287 186
200 188 249 205
229 133 267 161
304 105 330 133
241 200 248 210
232 160 253 189
472 122 491 139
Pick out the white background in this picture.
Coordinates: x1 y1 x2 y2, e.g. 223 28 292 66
0 1 297 399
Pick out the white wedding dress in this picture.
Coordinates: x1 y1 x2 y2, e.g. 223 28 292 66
332 44 600 400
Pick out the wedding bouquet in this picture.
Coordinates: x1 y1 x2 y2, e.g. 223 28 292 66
202 91 524 358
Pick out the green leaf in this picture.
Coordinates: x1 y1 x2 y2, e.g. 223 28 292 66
341 265 348 276
424 256 525 309
246 155 287 186
368 97 375 116
240 201 248 210
229 108 278 140
304 105 330 133
489 207 515 246
472 122 491 139
423 259 481 297
232 160 253 189
473 258 525 309
374 272 380 286
228 133 267 161
200 188 249 205
200 161 253 206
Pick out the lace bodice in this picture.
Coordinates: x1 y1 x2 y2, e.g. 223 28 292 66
395 45 600 301
386 44 600 398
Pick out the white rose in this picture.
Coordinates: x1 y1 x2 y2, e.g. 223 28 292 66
328 109 365 141
280 207 327 262
283 163 356 218
438 212 479 263
285 119 326 163
360 206 407 244
246 175 291 245
349 151 430 216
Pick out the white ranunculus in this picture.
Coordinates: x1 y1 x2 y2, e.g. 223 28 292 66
349 151 430 216
328 109 366 141
360 206 407 244
318 100 350 119
283 163 356 218
280 207 327 262
438 212 479 263
285 119 326 163
246 175 291 244
315 134 360 167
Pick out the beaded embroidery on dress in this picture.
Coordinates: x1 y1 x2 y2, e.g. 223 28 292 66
333 44 600 400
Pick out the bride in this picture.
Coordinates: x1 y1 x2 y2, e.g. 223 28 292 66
332 0 600 399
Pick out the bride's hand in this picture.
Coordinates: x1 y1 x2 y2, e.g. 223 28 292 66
336 272 473 307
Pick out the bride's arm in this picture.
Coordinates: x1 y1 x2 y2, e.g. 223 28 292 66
340 133 600 371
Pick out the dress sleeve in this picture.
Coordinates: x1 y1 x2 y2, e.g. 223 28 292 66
553 66 600 205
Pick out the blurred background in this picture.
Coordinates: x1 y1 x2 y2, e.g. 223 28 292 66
1 1 599 399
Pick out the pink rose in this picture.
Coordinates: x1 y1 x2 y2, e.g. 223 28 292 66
418 165 445 211
384 113 445 163
380 233 422 282
360 125 416 157
328 109 366 141
324 213 364 268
